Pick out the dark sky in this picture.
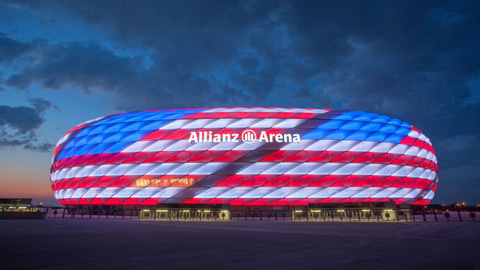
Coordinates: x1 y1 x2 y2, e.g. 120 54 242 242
0 0 479 204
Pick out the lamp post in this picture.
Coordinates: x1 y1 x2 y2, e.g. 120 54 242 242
456 203 462 222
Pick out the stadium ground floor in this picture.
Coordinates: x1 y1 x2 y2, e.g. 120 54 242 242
139 202 411 221
47 202 417 222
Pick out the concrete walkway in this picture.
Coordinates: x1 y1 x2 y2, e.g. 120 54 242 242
1 219 479 269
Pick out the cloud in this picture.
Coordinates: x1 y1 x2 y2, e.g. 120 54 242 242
0 98 55 152
0 33 35 63
2 1 287 110
29 97 59 112
23 141 55 153
0 103 45 133
5 41 141 90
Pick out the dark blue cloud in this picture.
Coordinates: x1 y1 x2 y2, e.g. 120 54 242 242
0 97 55 152
0 34 35 63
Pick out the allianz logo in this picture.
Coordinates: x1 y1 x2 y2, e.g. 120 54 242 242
188 129 301 144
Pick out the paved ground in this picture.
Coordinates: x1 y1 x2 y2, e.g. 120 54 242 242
1 219 479 270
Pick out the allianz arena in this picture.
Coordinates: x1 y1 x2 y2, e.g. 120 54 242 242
50 107 438 209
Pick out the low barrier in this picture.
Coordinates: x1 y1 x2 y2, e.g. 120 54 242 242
0 211 48 220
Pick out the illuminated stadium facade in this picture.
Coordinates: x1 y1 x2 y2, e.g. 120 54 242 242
50 107 438 211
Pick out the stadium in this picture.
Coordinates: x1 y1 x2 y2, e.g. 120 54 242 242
50 107 438 220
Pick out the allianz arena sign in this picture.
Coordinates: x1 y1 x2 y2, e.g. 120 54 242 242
188 129 302 144
50 107 438 206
